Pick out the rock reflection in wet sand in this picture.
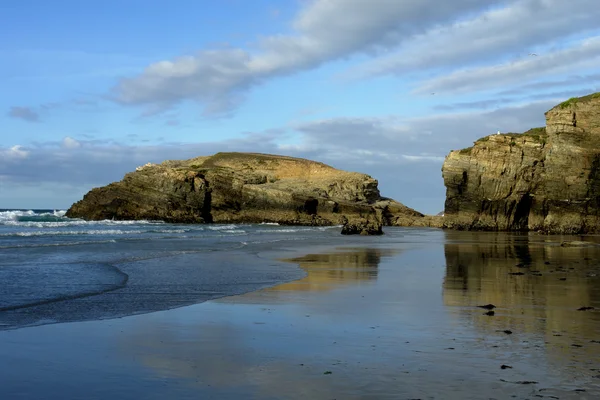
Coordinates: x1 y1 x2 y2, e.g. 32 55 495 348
444 231 600 384
265 248 393 293
2 230 600 400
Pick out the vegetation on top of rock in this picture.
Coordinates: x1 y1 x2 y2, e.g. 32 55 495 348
558 92 600 109
469 127 547 151
522 127 546 137
499 127 547 141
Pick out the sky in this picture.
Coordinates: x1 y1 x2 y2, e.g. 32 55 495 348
2 0 600 214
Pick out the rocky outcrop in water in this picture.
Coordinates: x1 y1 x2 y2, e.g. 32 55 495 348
67 152 426 226
341 217 383 235
442 93 600 233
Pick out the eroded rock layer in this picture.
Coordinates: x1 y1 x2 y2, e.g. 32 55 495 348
67 152 426 226
442 93 600 233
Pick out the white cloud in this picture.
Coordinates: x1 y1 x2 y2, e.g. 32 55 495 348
1 145 30 160
111 0 500 115
62 137 82 149
345 0 600 80
402 155 445 162
415 35 600 95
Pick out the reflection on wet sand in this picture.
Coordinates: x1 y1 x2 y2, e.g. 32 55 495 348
5 229 600 400
117 248 419 400
122 322 353 400
266 248 393 292
443 231 600 378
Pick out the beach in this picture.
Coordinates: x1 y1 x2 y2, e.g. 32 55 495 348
1 221 600 399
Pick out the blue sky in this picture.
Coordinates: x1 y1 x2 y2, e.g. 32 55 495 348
2 0 600 214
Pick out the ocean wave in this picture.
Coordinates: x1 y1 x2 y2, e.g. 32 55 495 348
0 209 66 222
255 228 309 233
0 228 190 237
0 239 118 249
208 224 241 231
0 209 169 227
319 225 342 230
255 225 341 233
221 230 246 234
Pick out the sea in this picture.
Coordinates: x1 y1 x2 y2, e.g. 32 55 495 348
0 208 404 331
3 209 600 398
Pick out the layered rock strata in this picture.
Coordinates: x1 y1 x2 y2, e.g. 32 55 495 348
67 152 426 226
442 93 600 233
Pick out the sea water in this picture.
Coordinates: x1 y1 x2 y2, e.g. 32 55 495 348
0 209 400 330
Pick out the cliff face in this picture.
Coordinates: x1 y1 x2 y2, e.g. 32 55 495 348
67 152 426 226
442 93 600 233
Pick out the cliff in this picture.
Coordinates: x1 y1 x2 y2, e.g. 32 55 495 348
442 92 600 233
67 152 427 226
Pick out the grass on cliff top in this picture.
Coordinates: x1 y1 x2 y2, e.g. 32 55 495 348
558 92 600 109
474 127 547 144
505 127 547 142
202 152 332 169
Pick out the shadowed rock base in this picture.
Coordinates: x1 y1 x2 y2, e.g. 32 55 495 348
341 218 383 235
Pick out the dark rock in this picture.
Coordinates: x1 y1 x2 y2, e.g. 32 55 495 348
561 241 598 247
341 217 383 235
484 310 495 316
500 379 538 384
501 365 513 369
577 306 595 311
477 304 496 310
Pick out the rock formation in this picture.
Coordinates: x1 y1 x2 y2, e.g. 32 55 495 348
341 217 383 235
442 92 600 233
67 152 426 226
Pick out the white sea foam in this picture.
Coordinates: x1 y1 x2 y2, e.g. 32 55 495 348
0 209 67 220
0 228 190 237
0 210 35 222
0 209 167 227
319 225 342 230
255 228 307 233
0 239 118 249
222 230 246 234
208 224 239 231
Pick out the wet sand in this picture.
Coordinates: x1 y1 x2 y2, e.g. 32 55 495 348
1 230 600 399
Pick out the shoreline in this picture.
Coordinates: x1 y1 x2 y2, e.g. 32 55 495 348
1 229 599 399
0 225 411 332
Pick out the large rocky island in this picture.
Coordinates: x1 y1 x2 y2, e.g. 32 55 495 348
442 92 600 234
67 152 431 227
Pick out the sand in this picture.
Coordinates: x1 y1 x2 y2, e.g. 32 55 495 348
1 230 599 399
